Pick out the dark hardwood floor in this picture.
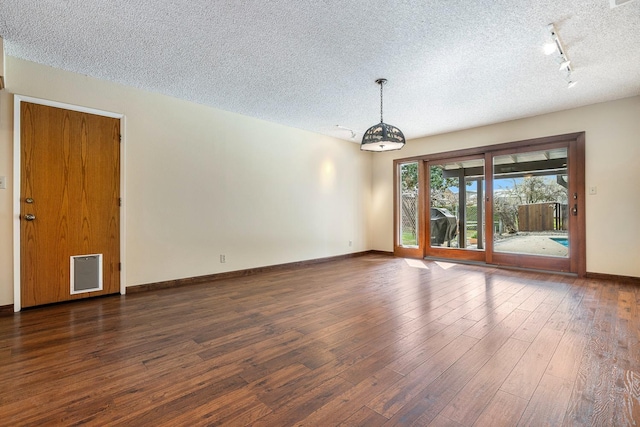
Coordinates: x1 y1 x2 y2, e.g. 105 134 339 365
1 255 638 426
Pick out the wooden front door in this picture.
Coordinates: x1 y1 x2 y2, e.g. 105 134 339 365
20 102 120 307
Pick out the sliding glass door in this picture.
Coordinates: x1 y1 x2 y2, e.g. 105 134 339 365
492 147 568 257
426 156 485 262
395 132 585 275
489 143 577 272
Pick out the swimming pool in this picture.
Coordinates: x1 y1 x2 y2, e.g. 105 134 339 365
549 237 569 247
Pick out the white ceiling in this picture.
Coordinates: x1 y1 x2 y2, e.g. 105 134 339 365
1 0 639 143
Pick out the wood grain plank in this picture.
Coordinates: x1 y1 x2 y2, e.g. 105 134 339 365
622 369 640 426
511 302 557 342
500 327 563 399
545 304 594 380
439 338 530 425
298 367 402 425
338 406 389 427
338 321 448 385
517 373 573 426
518 287 552 312
562 284 632 426
467 308 531 355
250 376 353 426
368 334 479 418
428 414 465 427
461 300 520 339
381 344 494 426
472 390 528 427
385 318 476 375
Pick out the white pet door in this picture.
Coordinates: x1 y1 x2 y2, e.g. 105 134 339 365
70 254 103 294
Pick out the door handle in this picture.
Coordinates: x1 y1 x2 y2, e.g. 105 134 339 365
24 214 36 221
571 204 577 216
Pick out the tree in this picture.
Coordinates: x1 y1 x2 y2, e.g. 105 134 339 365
494 196 518 234
512 176 568 204
400 162 418 193
430 166 460 209
494 175 568 234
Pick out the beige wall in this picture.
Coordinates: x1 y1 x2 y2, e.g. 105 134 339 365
0 90 11 305
0 57 372 306
371 95 640 278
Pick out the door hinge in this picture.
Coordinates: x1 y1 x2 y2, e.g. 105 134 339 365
118 262 122 271
119 134 122 142
118 198 122 207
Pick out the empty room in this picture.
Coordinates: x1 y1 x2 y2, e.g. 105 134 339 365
0 1 639 426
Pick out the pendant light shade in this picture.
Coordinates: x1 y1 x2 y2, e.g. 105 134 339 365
361 78 405 152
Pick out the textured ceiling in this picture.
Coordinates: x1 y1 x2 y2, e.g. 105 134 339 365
1 0 639 142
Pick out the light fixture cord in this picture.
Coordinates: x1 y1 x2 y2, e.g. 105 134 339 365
379 81 384 123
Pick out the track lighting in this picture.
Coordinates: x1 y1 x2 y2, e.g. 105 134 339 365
559 60 571 71
543 43 557 56
546 23 576 89
565 70 577 89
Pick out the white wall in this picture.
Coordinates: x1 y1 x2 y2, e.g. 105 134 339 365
371 95 640 278
0 57 372 306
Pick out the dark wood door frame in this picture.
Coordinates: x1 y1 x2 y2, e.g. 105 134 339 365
12 95 126 311
394 132 586 276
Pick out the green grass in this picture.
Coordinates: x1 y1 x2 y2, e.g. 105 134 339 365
401 232 418 246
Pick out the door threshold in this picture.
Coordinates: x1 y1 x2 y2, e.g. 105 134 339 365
422 256 578 277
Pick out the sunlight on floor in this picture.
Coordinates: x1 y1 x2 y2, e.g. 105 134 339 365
404 259 429 269
435 261 457 270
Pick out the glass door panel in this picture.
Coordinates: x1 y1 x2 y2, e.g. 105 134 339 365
492 147 569 258
429 158 485 251
399 162 419 247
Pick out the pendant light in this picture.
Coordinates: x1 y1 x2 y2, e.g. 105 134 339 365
361 78 405 152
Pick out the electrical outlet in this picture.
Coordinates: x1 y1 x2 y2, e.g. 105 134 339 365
0 176 6 190
589 186 597 195
220 254 226 263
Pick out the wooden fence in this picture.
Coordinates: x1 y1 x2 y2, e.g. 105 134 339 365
518 202 566 231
